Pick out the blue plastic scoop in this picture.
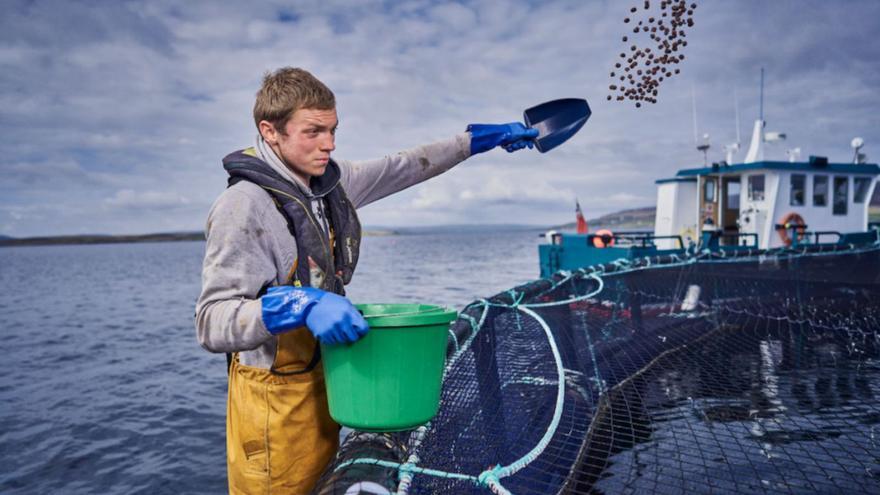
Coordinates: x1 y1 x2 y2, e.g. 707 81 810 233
523 98 591 153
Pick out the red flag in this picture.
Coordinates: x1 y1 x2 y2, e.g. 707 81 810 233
575 200 588 234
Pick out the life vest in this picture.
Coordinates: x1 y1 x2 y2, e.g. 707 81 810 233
220 149 363 494
222 148 362 294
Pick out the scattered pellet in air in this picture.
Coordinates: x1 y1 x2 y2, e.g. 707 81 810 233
610 0 696 108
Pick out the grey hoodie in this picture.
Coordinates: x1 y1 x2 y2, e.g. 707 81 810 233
195 133 471 369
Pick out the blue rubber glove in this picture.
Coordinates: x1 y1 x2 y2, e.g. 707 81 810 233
261 286 369 345
466 123 539 154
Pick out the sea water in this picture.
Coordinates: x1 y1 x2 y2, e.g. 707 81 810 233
0 229 540 494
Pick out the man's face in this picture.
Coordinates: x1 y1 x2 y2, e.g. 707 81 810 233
261 107 338 184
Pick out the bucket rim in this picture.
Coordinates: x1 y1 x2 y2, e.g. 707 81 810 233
355 303 458 327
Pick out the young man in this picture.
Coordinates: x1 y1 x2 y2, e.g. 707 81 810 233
195 67 536 494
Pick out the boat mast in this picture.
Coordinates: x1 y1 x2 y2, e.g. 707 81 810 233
759 67 764 122
724 89 741 164
743 68 765 163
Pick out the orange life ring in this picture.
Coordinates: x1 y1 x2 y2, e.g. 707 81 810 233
593 229 615 248
776 212 806 246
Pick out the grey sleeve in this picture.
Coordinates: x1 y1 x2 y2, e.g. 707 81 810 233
194 188 279 353
339 133 471 209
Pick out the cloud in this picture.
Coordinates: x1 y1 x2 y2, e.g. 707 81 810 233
1 158 95 188
606 192 649 205
412 172 573 210
1 0 878 236
104 189 191 210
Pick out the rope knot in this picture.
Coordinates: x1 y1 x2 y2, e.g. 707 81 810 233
398 456 419 476
477 465 504 486
505 290 524 308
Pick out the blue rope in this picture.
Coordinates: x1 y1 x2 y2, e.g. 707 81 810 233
396 425 430 494
521 273 604 308
480 304 567 481
448 328 459 353
334 457 477 482
477 465 511 494
445 301 489 376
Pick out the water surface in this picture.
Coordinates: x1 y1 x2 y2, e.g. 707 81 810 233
0 230 540 494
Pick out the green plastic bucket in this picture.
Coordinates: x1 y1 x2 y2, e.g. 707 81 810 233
321 303 457 432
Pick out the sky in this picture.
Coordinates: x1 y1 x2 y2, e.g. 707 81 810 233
1 0 879 237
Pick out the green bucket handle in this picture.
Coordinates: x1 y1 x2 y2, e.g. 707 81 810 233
359 306 450 319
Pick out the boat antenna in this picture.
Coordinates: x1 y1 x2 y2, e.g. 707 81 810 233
852 137 866 164
735 89 741 145
743 68 766 163
759 67 764 122
724 89 741 164
692 84 699 145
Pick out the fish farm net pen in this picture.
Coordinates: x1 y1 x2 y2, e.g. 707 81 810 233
314 239 880 494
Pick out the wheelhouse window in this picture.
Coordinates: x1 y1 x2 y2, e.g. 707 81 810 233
854 177 871 203
813 175 828 206
703 178 716 203
726 180 740 210
748 175 765 201
789 174 805 206
833 176 848 215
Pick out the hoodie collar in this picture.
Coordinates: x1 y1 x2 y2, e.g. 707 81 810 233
253 134 340 198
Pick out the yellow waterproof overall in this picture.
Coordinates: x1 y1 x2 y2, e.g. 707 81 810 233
227 328 338 494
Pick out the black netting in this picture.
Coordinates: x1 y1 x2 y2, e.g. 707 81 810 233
315 243 880 494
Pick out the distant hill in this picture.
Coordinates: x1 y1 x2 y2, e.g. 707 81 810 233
551 206 656 232
0 231 205 247
0 228 402 247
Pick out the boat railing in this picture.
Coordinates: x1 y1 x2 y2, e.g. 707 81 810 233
807 231 842 244
729 232 759 247
645 235 685 249
586 231 684 250
836 230 880 245
699 231 759 249
783 230 876 246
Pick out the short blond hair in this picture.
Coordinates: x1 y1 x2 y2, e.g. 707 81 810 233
253 67 335 133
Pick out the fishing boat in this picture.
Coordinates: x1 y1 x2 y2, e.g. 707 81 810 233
540 114 879 276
